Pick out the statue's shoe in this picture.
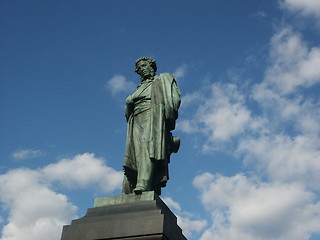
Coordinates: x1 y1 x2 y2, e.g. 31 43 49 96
133 186 147 195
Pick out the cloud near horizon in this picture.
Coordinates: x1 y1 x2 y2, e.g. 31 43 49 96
193 173 320 240
0 153 122 240
162 197 207 239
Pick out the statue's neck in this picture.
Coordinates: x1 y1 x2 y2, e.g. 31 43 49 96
140 75 155 83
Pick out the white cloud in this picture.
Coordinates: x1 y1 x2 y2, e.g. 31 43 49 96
181 91 203 108
282 0 320 18
0 169 78 240
199 101 250 142
177 120 199 134
178 216 208 239
162 197 207 239
254 11 267 18
183 26 320 237
194 173 320 240
243 28 320 193
162 197 182 212
252 81 320 136
12 149 42 160
180 27 320 151
237 134 320 190
194 25 320 239
42 153 123 192
173 64 187 79
0 153 123 240
106 74 135 94
180 83 252 147
175 8 320 240
265 28 320 94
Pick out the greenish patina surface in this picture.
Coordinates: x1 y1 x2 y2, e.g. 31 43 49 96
122 57 181 196
94 191 156 207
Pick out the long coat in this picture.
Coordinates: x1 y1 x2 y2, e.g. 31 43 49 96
123 73 181 192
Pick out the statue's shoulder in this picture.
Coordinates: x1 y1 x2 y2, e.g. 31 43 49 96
159 72 174 79
158 73 175 82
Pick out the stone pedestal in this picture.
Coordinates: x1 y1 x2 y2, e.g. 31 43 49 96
61 191 187 240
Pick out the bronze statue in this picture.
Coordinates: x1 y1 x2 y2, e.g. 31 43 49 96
122 57 181 195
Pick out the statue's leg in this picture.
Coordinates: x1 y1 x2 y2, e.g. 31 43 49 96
134 157 154 194
132 110 154 194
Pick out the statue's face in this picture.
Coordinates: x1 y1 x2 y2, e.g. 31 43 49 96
137 61 155 79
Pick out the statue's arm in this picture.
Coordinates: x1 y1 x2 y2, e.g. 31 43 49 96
158 73 181 130
160 73 181 112
171 79 181 112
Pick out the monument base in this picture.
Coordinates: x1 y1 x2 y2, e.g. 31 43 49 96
61 191 187 240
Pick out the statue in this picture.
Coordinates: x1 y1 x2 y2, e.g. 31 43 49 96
122 57 181 195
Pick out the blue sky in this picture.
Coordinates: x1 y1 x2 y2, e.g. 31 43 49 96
1 0 320 239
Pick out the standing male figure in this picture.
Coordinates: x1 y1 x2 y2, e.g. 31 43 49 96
122 57 181 195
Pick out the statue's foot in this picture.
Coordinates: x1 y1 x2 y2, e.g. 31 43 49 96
133 186 146 195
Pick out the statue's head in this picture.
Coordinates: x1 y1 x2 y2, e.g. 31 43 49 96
135 57 157 79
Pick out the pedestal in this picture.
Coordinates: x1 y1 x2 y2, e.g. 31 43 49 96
61 191 187 240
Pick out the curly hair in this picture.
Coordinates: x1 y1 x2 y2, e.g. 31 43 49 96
134 57 157 74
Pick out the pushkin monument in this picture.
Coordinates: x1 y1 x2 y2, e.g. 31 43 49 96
122 57 181 196
61 58 186 240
